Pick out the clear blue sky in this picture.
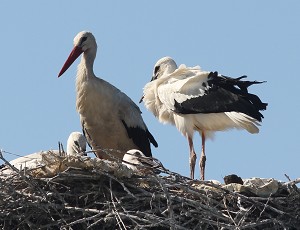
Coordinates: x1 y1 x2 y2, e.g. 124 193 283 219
1 1 299 182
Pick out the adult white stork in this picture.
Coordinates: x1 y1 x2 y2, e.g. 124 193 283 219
58 31 158 160
140 57 267 180
2 132 86 172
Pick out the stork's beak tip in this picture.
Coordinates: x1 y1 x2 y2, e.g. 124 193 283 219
58 46 83 78
139 96 144 103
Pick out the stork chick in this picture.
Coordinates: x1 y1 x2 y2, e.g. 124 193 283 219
123 149 157 172
3 132 86 172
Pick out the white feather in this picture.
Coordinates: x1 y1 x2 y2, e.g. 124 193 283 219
122 149 146 171
3 132 86 172
142 56 266 179
143 57 261 139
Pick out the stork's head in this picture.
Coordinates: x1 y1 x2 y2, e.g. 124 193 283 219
73 31 96 52
139 57 178 103
67 132 87 156
122 149 146 170
152 56 177 81
123 149 159 173
58 31 97 77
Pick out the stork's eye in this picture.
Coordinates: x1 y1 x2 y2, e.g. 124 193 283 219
154 66 160 76
74 140 80 147
134 151 142 157
80 37 87 46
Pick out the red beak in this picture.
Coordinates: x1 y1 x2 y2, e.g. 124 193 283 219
58 46 83 77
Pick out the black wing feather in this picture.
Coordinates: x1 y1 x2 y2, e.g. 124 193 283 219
173 71 267 121
81 121 93 151
121 120 158 157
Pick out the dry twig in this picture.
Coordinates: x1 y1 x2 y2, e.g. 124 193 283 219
0 149 299 229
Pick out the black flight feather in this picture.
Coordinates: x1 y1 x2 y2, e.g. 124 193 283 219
121 120 158 157
81 121 93 151
173 71 268 121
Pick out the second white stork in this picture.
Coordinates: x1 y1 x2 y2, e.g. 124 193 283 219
58 31 158 160
140 57 267 180
2 132 86 172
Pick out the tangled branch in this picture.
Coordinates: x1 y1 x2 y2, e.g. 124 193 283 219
0 149 299 229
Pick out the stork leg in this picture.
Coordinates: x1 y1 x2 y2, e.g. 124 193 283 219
200 131 206 180
187 136 197 179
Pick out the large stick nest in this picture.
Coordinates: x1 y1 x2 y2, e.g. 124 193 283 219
0 150 299 229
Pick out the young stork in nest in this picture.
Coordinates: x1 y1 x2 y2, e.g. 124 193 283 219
122 149 157 172
58 31 158 160
140 57 267 180
2 132 86 172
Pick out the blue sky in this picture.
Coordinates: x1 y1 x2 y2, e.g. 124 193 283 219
1 1 299 182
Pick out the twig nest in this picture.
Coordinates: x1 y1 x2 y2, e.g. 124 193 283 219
223 177 279 197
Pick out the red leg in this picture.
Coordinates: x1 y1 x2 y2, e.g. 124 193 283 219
200 131 206 180
188 136 197 179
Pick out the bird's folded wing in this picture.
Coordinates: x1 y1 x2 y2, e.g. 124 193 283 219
157 70 211 112
158 71 266 121
120 96 158 156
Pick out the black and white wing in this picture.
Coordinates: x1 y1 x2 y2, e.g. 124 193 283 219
119 93 158 157
158 68 267 122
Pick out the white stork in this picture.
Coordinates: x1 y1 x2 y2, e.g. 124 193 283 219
140 57 267 180
3 132 86 172
122 149 147 171
67 131 87 156
58 31 158 160
123 149 158 172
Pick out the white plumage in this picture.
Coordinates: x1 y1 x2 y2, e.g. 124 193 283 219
67 131 87 156
141 57 267 180
122 149 157 172
122 149 147 171
58 31 157 160
3 132 86 172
